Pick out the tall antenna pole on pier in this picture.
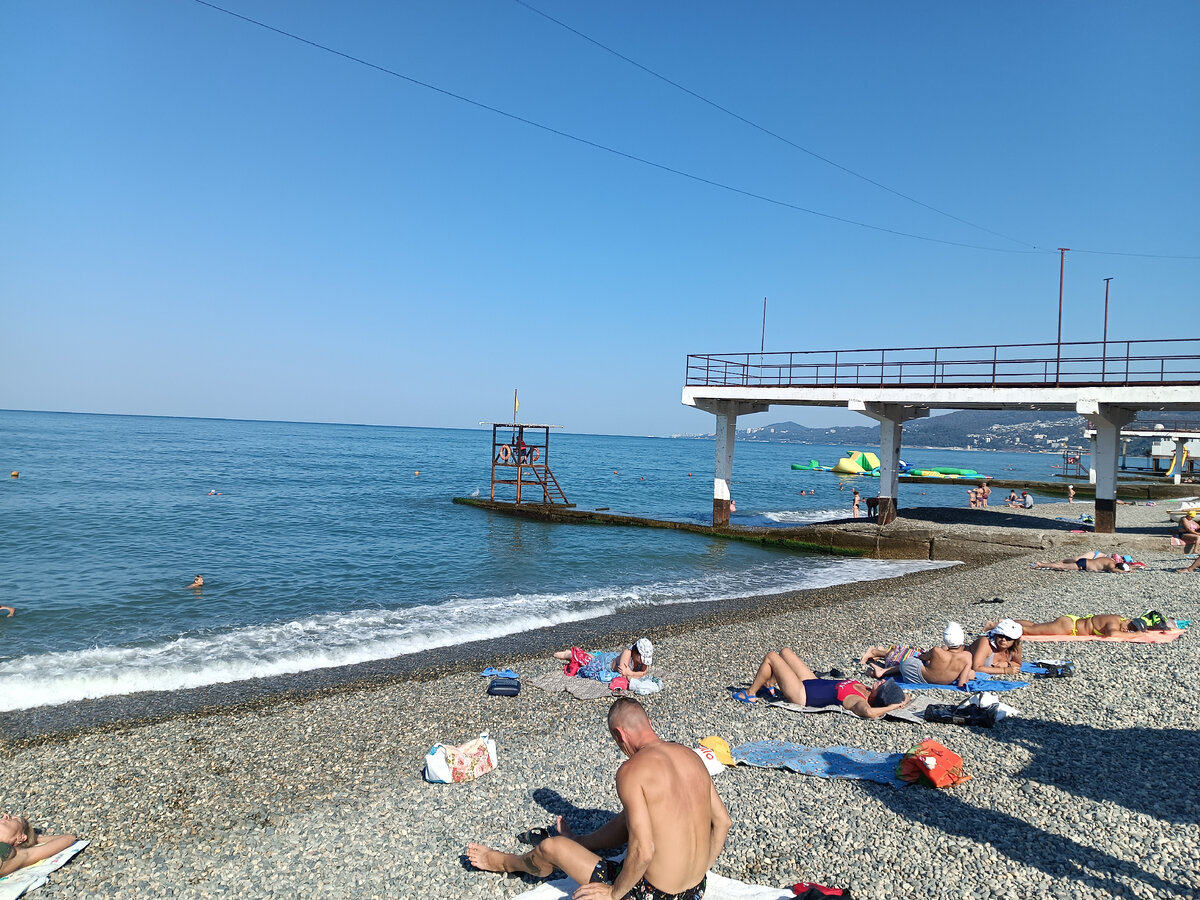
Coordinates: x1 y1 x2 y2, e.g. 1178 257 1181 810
760 297 767 355
1102 277 1113 380
1056 248 1069 384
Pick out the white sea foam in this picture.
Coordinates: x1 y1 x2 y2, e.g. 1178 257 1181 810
0 557 956 712
762 508 848 525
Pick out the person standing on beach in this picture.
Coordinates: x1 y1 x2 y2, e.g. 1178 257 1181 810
851 488 860 518
467 697 731 899
1067 484 1076 503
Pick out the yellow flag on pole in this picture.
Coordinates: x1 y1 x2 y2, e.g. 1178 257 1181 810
514 389 519 420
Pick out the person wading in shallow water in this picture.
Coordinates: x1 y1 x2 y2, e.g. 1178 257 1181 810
467 697 731 900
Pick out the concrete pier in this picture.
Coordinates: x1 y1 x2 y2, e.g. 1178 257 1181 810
683 340 1200 534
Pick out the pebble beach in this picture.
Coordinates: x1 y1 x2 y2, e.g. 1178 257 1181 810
4 501 1198 900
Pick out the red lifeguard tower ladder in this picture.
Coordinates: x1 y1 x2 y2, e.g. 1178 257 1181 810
483 423 572 506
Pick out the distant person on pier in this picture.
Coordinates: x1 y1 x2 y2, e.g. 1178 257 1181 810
1032 553 1130 573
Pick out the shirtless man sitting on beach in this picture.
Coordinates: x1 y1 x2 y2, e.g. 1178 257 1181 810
1032 553 1130 573
467 697 731 900
0 814 77 878
992 613 1153 637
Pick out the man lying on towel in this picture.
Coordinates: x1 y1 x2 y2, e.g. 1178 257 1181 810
467 697 731 900
864 623 976 688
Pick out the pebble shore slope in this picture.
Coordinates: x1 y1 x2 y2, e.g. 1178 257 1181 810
4 502 1198 899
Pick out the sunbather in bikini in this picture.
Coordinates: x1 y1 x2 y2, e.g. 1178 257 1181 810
992 614 1148 637
0 814 77 878
738 647 909 718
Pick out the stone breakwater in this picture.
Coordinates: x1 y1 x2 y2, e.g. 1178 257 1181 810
3 502 1198 899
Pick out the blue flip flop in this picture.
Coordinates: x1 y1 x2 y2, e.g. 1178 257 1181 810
730 688 757 704
483 667 519 678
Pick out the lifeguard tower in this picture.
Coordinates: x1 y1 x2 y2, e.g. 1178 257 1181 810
482 423 573 506
1057 449 1088 480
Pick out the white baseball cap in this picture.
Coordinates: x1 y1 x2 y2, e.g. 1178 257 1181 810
989 619 1023 640
634 638 653 665
943 622 965 647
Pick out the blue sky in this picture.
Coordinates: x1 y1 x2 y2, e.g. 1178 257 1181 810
3 1 1196 435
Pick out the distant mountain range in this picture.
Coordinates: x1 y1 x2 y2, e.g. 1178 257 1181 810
678 410 1090 452
675 409 1200 453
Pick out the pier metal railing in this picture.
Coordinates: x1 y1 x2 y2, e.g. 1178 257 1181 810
685 339 1200 389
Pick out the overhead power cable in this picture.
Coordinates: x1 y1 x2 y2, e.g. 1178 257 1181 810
512 0 1037 250
191 0 1034 253
191 2 1196 260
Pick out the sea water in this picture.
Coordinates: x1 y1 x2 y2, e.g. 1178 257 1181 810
0 410 1053 712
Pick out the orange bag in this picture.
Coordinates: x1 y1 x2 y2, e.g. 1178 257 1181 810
897 739 971 788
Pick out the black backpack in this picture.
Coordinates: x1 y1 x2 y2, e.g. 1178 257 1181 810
924 700 998 728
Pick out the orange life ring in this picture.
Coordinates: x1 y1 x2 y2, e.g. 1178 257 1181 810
499 444 512 462
531 447 541 462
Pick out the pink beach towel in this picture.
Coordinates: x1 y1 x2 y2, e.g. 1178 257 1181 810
1022 630 1187 644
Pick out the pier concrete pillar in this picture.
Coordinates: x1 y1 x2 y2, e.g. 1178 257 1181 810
849 402 928 524
699 400 767 526
1078 401 1136 533
1171 439 1186 485
1088 432 1098 485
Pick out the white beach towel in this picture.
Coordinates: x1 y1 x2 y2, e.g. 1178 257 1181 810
514 867 791 900
0 840 89 900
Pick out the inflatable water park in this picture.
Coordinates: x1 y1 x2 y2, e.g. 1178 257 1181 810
792 451 990 479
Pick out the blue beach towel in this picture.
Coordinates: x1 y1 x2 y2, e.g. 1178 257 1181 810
731 740 908 788
887 674 1029 693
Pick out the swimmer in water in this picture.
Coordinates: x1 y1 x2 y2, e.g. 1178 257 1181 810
189 575 204 589
1 606 14 618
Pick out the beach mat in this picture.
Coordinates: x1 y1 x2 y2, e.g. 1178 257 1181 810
515 866 791 899
887 675 1028 693
528 670 669 700
732 740 908 788
0 840 88 900
1021 630 1186 644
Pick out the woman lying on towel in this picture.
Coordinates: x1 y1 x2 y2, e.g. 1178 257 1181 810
554 637 653 681
0 813 77 877
967 619 1024 676
739 648 909 718
990 612 1160 637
